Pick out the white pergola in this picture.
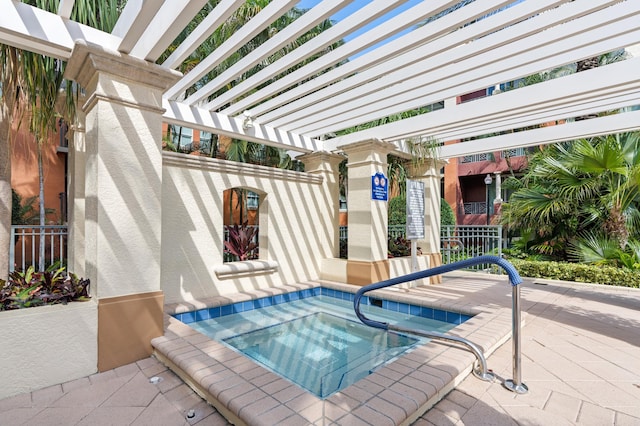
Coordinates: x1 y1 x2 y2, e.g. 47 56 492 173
2 0 639 158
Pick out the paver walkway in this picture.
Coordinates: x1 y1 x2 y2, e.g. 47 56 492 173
416 272 640 426
1 272 639 425
0 356 228 425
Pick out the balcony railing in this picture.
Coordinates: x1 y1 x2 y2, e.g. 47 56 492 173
460 153 489 163
10 225 68 272
463 201 488 215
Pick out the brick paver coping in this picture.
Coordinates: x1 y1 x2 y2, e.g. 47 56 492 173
154 280 514 426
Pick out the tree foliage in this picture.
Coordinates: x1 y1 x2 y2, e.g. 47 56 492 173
501 132 640 263
441 200 456 226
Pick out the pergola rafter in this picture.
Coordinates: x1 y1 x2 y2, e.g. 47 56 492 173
0 0 638 156
237 0 523 121
326 57 640 148
202 0 410 112
163 0 300 101
268 0 633 134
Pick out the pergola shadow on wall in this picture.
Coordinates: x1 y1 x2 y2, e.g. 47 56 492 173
2 0 640 398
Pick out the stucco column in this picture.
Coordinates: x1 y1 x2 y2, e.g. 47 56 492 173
298 151 344 258
65 41 181 371
409 159 446 284
339 139 396 285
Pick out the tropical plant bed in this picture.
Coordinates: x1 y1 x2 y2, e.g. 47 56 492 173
0 264 90 311
502 258 640 288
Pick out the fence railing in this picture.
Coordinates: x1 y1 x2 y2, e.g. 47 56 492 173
10 225 68 272
9 224 500 273
441 225 502 270
339 225 502 271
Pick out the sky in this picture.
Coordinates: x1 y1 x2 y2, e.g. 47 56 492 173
296 0 423 50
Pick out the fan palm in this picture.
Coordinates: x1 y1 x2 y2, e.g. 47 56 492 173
502 132 640 260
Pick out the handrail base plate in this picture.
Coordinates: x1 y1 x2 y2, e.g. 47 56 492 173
473 369 495 382
503 380 529 394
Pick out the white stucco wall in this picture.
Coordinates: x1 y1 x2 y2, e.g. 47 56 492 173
389 255 433 288
161 152 337 303
0 302 98 399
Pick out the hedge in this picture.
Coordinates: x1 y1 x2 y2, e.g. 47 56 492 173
505 259 639 288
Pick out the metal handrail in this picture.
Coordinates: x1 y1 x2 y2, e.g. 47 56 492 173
353 255 528 393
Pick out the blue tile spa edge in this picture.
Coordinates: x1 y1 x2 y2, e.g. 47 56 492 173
172 287 472 326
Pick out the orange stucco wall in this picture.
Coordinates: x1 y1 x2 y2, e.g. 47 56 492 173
11 121 67 224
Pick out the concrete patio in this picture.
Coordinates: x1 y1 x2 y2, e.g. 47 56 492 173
1 271 638 425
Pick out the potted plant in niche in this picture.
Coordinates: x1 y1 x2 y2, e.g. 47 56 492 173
224 221 259 261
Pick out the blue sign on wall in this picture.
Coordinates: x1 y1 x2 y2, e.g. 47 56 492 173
371 172 388 201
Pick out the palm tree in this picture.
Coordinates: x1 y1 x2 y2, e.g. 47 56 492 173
0 45 22 280
501 132 640 259
0 0 122 274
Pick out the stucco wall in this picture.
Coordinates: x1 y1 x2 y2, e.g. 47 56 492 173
0 302 98 399
11 121 67 224
161 152 336 303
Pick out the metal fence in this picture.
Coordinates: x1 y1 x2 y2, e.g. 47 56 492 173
339 224 502 271
441 225 502 270
10 225 68 272
8 224 500 272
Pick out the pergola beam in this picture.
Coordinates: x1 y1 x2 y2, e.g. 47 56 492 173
252 0 542 124
299 19 639 137
128 0 209 62
0 0 121 59
204 0 408 112
57 0 75 19
0 0 637 156
220 0 473 117
161 0 245 70
162 100 320 153
112 0 166 55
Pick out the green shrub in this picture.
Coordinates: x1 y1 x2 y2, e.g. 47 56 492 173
505 259 639 288
389 196 456 227
388 195 406 226
441 199 456 226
